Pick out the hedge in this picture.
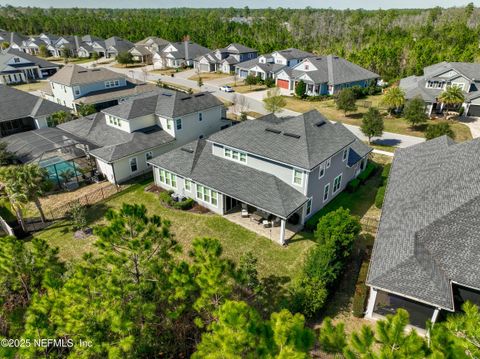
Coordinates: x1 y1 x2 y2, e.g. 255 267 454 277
375 186 386 209
352 259 370 318
357 162 377 183
381 163 391 185
346 178 361 193
159 190 194 210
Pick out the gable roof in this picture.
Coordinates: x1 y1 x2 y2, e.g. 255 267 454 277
235 57 287 74
290 55 379 86
424 61 480 80
367 136 480 310
224 43 257 54
208 110 370 170
135 36 169 47
149 139 309 219
58 112 175 162
102 89 223 120
163 41 211 60
273 48 315 60
105 36 134 53
1 48 60 69
48 64 125 86
0 85 69 123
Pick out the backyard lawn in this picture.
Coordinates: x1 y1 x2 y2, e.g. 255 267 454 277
283 95 473 142
31 181 315 279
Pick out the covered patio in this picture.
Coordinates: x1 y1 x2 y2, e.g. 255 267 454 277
222 195 305 245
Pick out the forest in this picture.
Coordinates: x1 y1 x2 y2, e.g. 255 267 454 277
0 5 480 81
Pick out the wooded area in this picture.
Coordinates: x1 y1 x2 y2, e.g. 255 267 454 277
1 4 479 80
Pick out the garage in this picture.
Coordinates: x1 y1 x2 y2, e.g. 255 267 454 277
197 63 211 73
277 79 290 89
468 105 480 117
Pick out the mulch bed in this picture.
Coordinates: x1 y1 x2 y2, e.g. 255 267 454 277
144 184 211 214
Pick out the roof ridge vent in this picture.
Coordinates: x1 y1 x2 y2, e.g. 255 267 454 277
181 96 192 101
265 127 281 134
181 147 194 154
315 120 326 127
283 132 301 139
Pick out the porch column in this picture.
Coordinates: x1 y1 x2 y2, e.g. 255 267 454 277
431 308 441 324
365 287 378 318
279 219 286 246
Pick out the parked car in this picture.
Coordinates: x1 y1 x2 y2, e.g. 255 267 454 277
219 85 234 92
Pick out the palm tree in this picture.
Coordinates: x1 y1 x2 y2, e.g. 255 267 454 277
381 86 405 115
18 164 49 223
0 166 28 232
438 85 465 114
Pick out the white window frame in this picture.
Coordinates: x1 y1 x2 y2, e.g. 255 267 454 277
318 163 325 179
333 174 342 194
73 86 81 96
129 157 138 173
306 197 312 216
292 169 303 186
342 148 348 161
451 82 465 91
159 169 177 188
184 179 192 192
195 183 218 207
224 148 232 158
167 119 173 130
326 158 331 168
176 118 182 130
224 147 247 163
323 183 330 202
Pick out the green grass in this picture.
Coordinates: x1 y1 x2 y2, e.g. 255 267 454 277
31 181 315 279
283 94 473 142
0 198 16 223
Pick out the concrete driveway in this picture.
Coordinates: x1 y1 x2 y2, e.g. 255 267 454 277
460 116 480 138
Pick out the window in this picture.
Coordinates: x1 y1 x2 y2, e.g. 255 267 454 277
304 64 309 70
293 169 303 186
196 184 218 207
185 179 192 191
159 169 177 188
114 80 119 86
14 57 20 63
145 151 153 166
176 118 182 130
342 148 348 161
318 163 325 178
452 82 465 91
198 112 203 121
306 198 312 215
333 174 342 193
323 183 330 202
224 147 247 163
326 158 331 168
167 119 173 130
130 157 138 172
73 86 81 96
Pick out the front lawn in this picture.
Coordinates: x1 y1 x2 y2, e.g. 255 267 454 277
227 82 267 93
31 181 315 279
10 81 48 93
283 95 473 142
188 73 231 82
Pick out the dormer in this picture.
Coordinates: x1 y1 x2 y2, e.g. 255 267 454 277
295 58 317 72
258 55 273 64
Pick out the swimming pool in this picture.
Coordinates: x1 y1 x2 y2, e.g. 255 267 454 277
39 157 79 182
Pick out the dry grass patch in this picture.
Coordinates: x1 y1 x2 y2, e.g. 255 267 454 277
10 81 49 93
189 72 231 81
227 82 267 93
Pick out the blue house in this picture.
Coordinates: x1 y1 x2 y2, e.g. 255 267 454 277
276 55 379 96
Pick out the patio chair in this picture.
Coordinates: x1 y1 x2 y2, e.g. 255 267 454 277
241 209 249 218
263 220 271 228
272 217 281 227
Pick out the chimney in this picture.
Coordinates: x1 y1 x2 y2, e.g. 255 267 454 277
183 35 190 62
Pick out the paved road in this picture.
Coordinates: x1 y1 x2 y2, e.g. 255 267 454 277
103 63 425 148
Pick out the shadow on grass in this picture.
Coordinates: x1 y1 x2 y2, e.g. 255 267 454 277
86 203 110 224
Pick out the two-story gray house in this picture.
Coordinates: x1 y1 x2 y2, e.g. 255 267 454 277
148 110 371 244
366 136 480 330
399 62 480 116
58 88 229 184
275 55 379 95
42 64 157 112
194 43 258 74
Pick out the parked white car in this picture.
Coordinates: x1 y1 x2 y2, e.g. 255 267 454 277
219 85 234 92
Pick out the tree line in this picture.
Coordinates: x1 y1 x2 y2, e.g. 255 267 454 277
1 4 480 80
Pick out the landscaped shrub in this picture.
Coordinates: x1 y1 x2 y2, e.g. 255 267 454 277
352 260 370 318
347 178 361 193
375 186 386 209
264 77 275 88
381 163 391 185
305 95 331 102
293 208 361 317
159 190 194 210
357 162 377 183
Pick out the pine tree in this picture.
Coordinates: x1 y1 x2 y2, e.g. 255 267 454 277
318 317 347 354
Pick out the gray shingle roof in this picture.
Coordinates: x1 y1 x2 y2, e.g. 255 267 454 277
105 36 134 54
163 41 211 60
224 43 257 54
0 85 69 123
48 64 125 86
0 48 60 72
58 112 175 162
149 139 308 218
367 136 480 310
235 58 287 74
102 89 223 120
208 110 363 170
287 55 379 86
399 75 439 102
424 61 480 80
273 48 315 60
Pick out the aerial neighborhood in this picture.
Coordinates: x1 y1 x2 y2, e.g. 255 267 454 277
0 4 479 359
